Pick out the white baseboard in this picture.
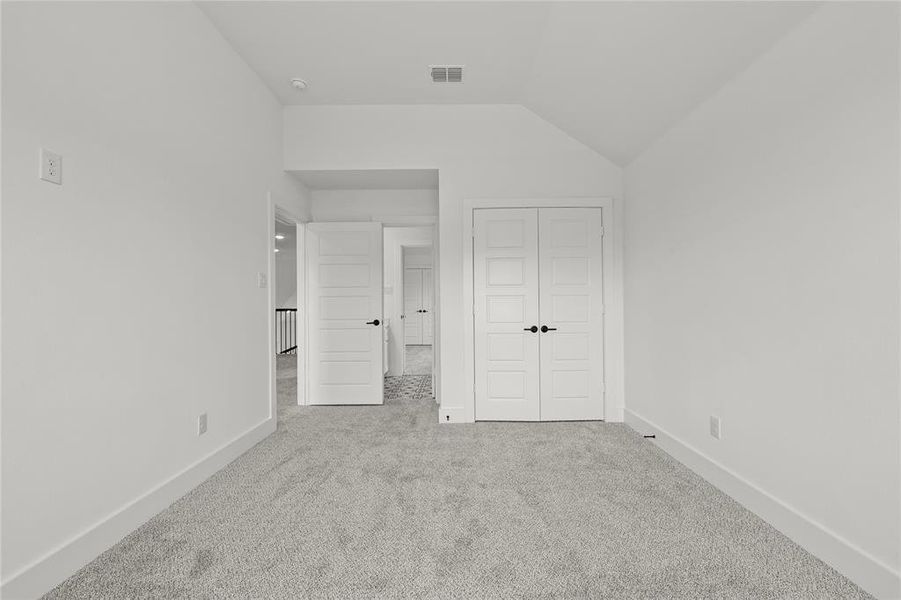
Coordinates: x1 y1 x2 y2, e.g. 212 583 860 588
605 406 624 423
624 409 901 600
0 418 277 600
439 406 470 424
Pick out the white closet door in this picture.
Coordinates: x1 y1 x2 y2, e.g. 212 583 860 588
474 209 540 421
307 222 383 405
421 268 433 345
403 267 423 344
538 208 604 420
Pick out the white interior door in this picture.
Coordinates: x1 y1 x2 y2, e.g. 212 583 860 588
421 268 433 345
403 267 423 344
307 222 383 405
473 209 540 421
538 208 604 420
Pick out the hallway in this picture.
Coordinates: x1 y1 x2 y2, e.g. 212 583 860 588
404 345 432 375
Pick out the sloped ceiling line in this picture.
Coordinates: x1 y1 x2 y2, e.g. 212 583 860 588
198 1 819 166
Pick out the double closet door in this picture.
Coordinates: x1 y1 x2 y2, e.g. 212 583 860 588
474 208 604 421
404 268 433 345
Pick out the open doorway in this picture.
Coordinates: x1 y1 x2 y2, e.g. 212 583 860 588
401 245 433 376
382 225 436 403
289 168 439 409
274 217 299 416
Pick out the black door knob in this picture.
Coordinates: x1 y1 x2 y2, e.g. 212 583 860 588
366 319 380 326
523 326 538 333
541 325 557 333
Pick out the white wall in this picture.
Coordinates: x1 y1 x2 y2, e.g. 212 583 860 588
284 104 623 420
384 228 435 375
1 2 309 597
310 188 437 222
623 4 900 597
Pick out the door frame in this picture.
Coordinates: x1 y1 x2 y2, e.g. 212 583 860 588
301 217 439 405
400 249 435 371
268 196 307 418
462 197 624 423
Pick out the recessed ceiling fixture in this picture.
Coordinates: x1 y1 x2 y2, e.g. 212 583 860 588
290 78 308 91
429 65 463 83
275 234 285 240
274 248 280 253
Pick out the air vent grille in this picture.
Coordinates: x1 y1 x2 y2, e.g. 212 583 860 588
430 65 464 83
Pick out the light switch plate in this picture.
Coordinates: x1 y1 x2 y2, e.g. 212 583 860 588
198 413 208 436
40 148 62 184
257 272 267 288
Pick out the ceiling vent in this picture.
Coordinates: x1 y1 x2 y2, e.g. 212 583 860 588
430 65 463 83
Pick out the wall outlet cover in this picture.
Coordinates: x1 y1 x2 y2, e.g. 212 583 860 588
709 415 722 440
40 148 62 184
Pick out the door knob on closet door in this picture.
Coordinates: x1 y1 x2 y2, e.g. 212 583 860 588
524 326 538 333
366 319 380 326
540 325 557 333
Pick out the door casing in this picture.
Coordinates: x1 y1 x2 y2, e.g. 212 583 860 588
300 217 440 406
269 197 306 418
462 197 623 424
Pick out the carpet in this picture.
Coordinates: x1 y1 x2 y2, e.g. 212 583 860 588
276 354 298 416
42 375 870 599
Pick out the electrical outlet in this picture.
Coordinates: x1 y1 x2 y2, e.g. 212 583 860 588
709 415 722 440
257 272 267 288
198 413 208 436
40 148 62 184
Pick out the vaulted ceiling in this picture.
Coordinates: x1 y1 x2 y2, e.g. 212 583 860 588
198 1 818 165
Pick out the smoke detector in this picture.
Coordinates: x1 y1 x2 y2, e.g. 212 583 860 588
290 78 309 91
429 65 463 83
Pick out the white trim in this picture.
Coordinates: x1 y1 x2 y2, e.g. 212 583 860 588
460 197 624 424
438 406 467 424
312 215 437 227
296 223 306 406
268 198 277 418
269 194 306 410
374 215 437 227
0 418 276 600
624 409 901 600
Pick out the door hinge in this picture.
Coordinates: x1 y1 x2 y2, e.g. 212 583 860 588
599 226 605 238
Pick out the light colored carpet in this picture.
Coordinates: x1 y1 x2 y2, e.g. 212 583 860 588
276 354 298 413
404 344 432 375
43 376 870 599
